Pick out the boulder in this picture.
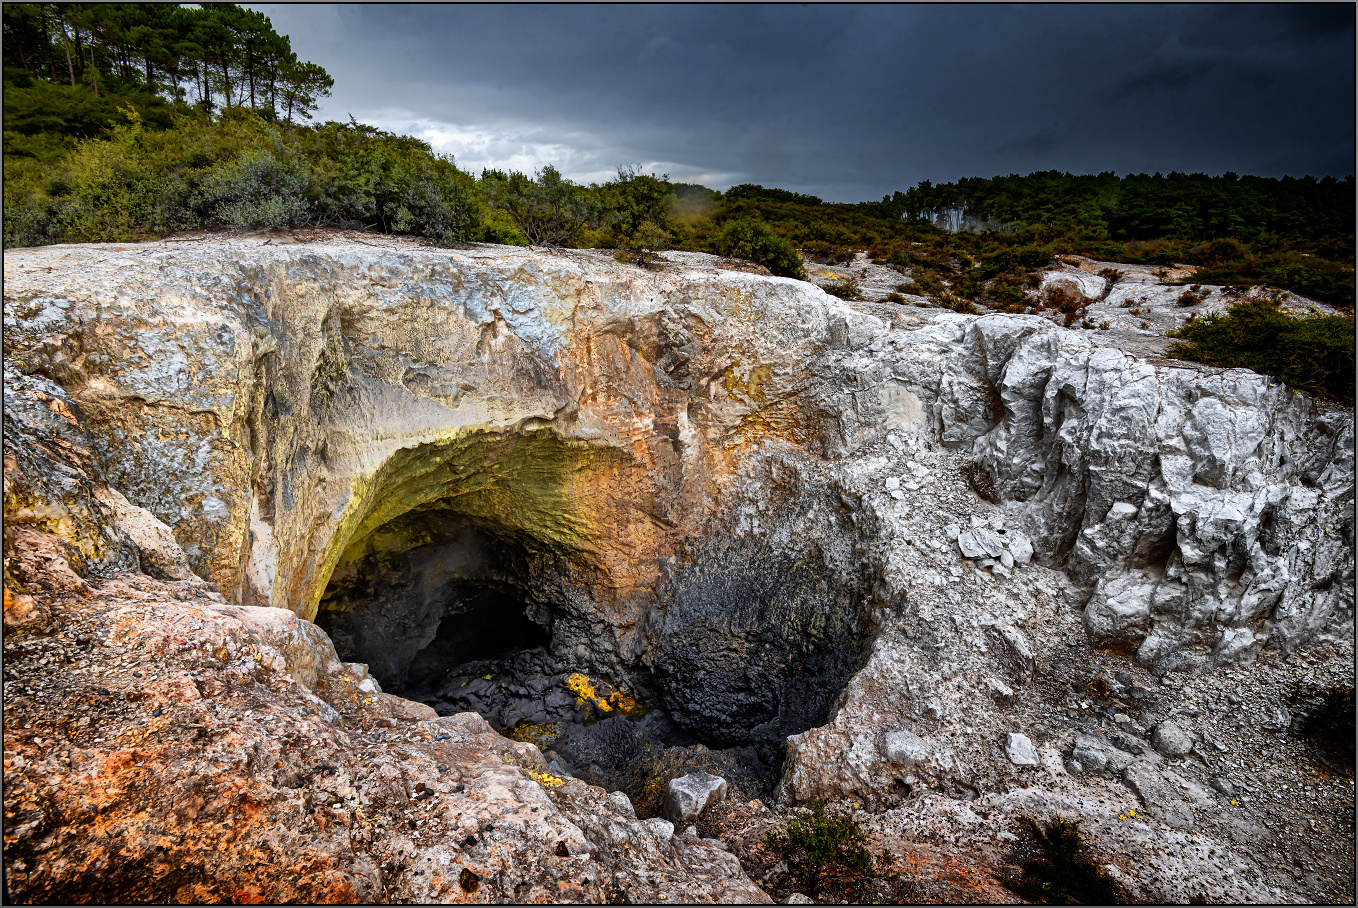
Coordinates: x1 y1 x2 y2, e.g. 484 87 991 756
883 730 931 769
957 527 1006 559
1151 719 1194 757
664 773 729 825
1071 737 1108 773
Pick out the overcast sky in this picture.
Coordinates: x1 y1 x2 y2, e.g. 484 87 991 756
251 3 1355 202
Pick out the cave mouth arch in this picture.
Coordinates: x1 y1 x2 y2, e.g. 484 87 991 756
312 434 878 808
314 501 584 708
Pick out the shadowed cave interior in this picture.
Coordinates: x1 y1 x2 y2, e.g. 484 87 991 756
314 495 875 814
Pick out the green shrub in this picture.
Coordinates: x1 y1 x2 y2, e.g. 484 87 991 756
300 122 479 244
477 209 528 245
600 165 676 249
712 218 806 279
987 274 1029 308
194 148 309 229
909 269 944 295
618 219 672 267
1001 816 1130 905
485 165 595 248
822 279 861 301
764 800 895 902
1168 299 1355 405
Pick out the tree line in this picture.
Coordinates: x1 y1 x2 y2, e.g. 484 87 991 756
3 3 332 122
881 170 1353 246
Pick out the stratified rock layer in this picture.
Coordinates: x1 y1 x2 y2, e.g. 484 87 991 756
4 235 1353 903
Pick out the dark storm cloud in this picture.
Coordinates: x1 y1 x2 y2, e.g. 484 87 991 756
253 3 1354 201
991 133 1064 160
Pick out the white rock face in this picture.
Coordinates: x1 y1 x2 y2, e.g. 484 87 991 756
903 316 1354 674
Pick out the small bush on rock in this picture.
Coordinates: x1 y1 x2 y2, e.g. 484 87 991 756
1040 283 1094 326
1001 816 1130 905
619 219 672 267
1176 285 1209 307
822 279 861 301
763 800 895 902
712 218 806 279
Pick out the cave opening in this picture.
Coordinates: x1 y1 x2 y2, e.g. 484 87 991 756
314 491 875 814
403 580 552 692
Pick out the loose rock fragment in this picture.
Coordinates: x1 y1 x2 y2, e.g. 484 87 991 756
1004 732 1041 766
664 773 729 825
1151 719 1194 757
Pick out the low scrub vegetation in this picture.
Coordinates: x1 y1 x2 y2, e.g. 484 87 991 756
821 278 862 301
1000 816 1130 905
3 109 480 247
763 800 896 903
1168 300 1355 405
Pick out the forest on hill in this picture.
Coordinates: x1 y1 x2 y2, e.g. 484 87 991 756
5 2 1354 326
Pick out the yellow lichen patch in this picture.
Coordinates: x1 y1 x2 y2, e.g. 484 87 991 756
724 397 822 455
719 361 774 405
564 673 646 719
502 720 563 749
814 269 846 281
566 672 603 708
528 770 565 789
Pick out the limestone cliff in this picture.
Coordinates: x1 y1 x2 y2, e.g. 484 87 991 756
4 235 1352 903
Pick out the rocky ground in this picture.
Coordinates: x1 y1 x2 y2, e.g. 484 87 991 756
1 554 767 904
798 248 1345 362
4 233 1353 904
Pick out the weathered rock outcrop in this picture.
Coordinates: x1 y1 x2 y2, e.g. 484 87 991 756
4 235 1352 903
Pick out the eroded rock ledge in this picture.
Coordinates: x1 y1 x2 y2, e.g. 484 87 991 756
4 236 1353 903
